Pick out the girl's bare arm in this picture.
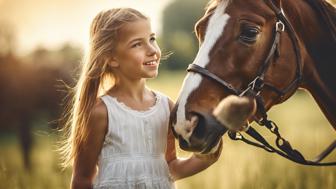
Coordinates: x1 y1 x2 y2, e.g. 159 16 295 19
71 100 108 189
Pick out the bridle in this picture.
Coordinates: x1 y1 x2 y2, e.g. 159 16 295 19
186 0 336 166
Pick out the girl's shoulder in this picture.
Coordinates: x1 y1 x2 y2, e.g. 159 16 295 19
86 98 108 136
91 99 108 124
92 98 108 116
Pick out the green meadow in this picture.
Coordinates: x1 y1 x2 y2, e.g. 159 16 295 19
1 71 335 189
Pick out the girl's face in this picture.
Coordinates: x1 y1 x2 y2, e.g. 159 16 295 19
111 19 161 80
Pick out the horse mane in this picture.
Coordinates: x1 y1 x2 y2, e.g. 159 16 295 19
305 0 336 41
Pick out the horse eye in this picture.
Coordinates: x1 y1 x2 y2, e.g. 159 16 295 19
239 27 260 44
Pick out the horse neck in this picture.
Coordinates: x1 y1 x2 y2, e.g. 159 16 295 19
283 0 336 129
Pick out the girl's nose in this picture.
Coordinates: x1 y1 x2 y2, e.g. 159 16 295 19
147 44 159 56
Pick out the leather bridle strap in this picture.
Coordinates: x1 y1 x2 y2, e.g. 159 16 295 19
229 127 336 166
266 0 303 95
187 64 240 95
236 94 336 166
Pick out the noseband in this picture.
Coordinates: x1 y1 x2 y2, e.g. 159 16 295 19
187 0 336 166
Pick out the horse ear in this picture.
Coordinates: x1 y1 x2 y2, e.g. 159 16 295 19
194 21 203 44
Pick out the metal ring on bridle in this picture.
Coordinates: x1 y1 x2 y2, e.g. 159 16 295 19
276 21 285 32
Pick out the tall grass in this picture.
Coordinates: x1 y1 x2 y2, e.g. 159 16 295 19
0 132 71 189
0 71 335 189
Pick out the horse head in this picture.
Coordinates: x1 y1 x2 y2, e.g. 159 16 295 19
169 0 308 154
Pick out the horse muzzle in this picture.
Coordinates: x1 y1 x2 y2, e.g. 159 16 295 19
176 112 228 154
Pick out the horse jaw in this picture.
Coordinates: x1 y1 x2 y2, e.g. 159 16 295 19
213 95 257 131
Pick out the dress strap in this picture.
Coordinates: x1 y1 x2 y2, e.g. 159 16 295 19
100 96 115 139
155 91 171 116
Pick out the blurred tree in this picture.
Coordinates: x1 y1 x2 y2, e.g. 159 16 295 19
0 22 16 56
160 0 208 70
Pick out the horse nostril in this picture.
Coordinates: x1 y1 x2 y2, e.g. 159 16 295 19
189 112 206 138
187 115 199 131
180 112 227 153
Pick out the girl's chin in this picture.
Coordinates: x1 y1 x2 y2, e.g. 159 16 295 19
148 72 158 78
143 68 159 78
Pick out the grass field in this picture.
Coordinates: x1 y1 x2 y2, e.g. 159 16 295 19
1 71 335 189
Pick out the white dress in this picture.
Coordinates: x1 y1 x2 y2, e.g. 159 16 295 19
93 91 175 189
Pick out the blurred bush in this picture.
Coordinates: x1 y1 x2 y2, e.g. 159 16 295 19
160 0 208 70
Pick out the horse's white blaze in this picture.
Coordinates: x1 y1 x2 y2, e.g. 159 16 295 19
173 1 230 142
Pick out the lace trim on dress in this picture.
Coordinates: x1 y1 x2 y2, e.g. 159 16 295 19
106 91 160 116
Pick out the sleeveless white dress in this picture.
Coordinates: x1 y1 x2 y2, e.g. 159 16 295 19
93 92 175 189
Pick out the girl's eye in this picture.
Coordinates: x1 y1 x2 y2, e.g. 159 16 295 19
132 42 141 48
150 36 156 42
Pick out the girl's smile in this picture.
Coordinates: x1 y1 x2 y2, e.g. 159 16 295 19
143 59 159 69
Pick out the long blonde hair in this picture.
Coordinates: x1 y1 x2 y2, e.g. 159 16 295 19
60 8 148 168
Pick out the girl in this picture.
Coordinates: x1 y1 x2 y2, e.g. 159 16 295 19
60 8 222 189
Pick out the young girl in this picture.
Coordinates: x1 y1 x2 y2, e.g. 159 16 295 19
60 8 222 189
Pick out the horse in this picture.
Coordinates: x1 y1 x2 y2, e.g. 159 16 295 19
169 0 336 165
0 53 75 170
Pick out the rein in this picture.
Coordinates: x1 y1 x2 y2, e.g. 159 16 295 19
187 0 336 166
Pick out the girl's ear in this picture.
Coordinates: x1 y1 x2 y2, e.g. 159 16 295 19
107 57 119 68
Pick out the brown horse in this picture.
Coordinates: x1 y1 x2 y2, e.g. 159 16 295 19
0 53 75 170
169 0 336 164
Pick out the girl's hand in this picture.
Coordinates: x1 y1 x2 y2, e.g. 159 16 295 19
193 139 223 163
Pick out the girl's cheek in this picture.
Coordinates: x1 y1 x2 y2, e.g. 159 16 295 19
135 55 145 65
156 48 162 59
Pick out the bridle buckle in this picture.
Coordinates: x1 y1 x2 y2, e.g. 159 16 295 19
276 21 285 32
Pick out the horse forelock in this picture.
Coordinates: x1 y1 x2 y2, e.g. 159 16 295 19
206 0 231 13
